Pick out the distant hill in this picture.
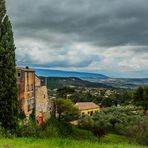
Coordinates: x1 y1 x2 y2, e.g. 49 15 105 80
40 77 110 89
83 78 148 89
33 68 108 78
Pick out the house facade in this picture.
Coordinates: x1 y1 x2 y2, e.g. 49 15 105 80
35 75 49 120
17 67 49 120
16 67 35 117
75 102 100 116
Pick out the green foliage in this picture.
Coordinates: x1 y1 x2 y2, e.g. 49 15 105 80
57 87 75 98
93 111 110 130
79 113 109 140
45 118 73 137
0 0 18 130
14 118 96 140
100 98 114 107
55 98 79 122
69 91 98 104
100 133 127 144
69 89 132 107
18 109 26 120
0 0 6 20
16 118 69 138
16 121 40 138
29 108 35 122
79 106 144 135
0 124 15 138
0 115 147 147
79 116 94 130
100 90 132 107
92 127 106 141
133 86 148 112
0 135 146 148
70 126 96 141
98 106 144 133
126 116 148 146
78 105 147 144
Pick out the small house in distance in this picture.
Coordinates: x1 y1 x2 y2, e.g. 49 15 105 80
75 102 100 116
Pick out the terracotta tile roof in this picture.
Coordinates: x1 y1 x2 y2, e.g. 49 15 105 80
75 102 99 110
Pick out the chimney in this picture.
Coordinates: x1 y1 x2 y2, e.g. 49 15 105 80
26 66 29 69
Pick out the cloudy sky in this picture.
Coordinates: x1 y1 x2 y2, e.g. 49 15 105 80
6 0 148 78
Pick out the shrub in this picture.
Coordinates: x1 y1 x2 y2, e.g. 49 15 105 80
126 116 148 146
0 124 15 138
92 127 106 141
15 118 74 138
79 115 108 140
16 121 40 138
44 118 73 137
70 126 96 141
78 116 94 130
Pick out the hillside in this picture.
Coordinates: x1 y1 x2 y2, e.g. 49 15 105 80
33 68 108 78
40 77 110 89
84 78 148 89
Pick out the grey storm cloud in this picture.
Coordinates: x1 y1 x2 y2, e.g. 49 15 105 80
7 0 148 46
6 0 148 47
6 0 148 77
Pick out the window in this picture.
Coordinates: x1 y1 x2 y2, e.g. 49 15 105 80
31 84 34 90
17 72 21 78
90 111 93 116
82 112 85 116
88 111 90 114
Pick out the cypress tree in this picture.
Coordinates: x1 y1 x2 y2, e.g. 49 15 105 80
0 0 18 129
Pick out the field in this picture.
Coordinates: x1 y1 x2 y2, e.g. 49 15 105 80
0 134 147 148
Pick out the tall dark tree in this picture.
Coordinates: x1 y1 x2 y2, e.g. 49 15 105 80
133 87 148 113
0 0 18 129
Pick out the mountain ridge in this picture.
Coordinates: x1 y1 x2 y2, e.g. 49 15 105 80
33 68 109 78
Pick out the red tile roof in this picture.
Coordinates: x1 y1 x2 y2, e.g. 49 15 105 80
75 102 99 110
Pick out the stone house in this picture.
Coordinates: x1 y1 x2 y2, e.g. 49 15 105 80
16 67 35 117
16 67 49 120
75 102 100 116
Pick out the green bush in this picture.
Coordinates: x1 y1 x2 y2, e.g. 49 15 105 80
78 105 147 145
16 121 41 138
70 126 97 141
15 118 79 138
44 118 73 137
126 116 148 146
0 124 15 138
14 118 96 141
78 116 94 130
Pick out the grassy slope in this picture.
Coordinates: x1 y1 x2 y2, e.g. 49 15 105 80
0 134 147 148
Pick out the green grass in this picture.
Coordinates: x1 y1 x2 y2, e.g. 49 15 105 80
0 134 147 148
101 134 127 143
